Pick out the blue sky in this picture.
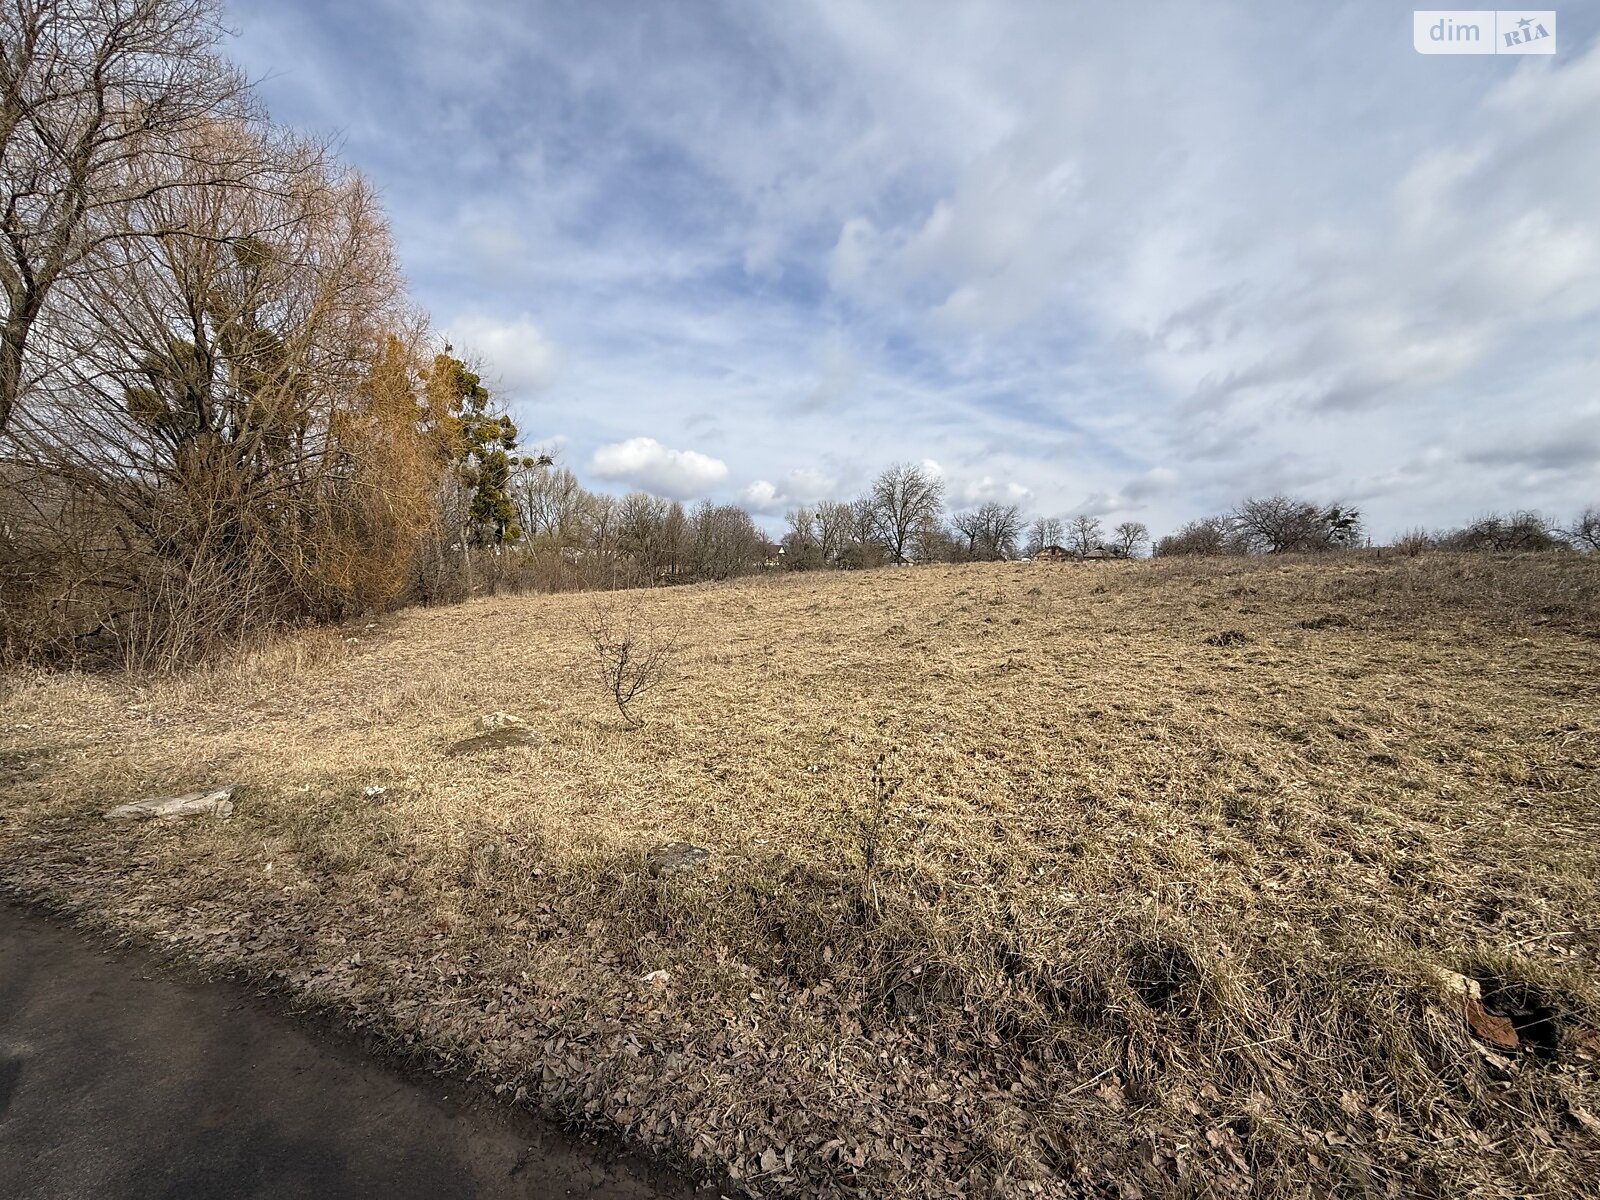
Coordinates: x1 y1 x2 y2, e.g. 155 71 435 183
228 1 1600 538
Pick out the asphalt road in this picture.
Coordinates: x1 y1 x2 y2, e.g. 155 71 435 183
0 903 698 1200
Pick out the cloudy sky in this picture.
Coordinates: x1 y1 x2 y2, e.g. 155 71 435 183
228 1 1600 539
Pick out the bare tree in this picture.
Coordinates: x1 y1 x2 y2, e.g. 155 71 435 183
815 500 854 566
1025 516 1063 556
4 113 440 661
1440 510 1565 553
0 0 254 433
1230 496 1363 554
1153 516 1235 557
687 500 765 579
659 499 689 578
579 602 680 729
1109 520 1149 558
585 491 618 560
1230 496 1312 553
513 461 586 550
1567 506 1600 553
616 491 670 582
870 462 944 564
841 494 886 568
784 499 857 569
907 523 954 563
782 506 821 569
952 509 984 559
1068 514 1103 557
954 502 1023 561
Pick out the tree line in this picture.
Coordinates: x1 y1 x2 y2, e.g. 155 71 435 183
1154 498 1600 557
780 462 1153 567
782 472 1598 567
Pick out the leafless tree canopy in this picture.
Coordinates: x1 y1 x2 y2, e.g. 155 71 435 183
1568 507 1600 554
1154 517 1237 557
1067 514 1104 557
953 501 1022 561
1025 516 1063 557
0 0 252 433
1109 521 1148 558
870 461 943 564
0 5 463 666
1439 510 1566 553
1229 495 1363 554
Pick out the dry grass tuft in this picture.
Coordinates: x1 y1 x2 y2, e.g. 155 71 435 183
3 553 1599 1196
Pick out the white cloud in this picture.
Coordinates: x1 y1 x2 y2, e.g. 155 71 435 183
590 437 729 499
444 313 561 399
742 480 783 512
741 467 841 514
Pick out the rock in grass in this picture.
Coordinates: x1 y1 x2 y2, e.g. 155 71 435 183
105 785 236 822
648 842 710 879
1431 967 1520 1051
447 713 544 756
478 711 526 731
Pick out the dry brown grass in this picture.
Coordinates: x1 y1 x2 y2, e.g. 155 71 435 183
3 553 1599 1197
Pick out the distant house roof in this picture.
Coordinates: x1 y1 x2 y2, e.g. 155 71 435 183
1034 545 1071 561
1081 548 1109 560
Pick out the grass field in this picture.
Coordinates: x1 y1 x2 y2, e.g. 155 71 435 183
4 554 1600 1197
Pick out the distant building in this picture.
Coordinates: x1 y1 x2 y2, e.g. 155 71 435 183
1081 548 1110 561
1033 545 1071 562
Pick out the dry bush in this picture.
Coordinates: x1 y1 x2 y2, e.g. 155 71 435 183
578 600 681 727
1392 527 1434 556
1440 510 1568 553
114 539 294 675
1153 515 1239 557
1570 505 1600 553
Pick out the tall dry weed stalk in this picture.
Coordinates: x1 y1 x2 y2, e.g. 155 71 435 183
845 752 903 924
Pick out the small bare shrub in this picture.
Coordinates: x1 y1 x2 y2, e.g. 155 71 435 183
579 601 681 728
1393 528 1434 557
1567 505 1600 554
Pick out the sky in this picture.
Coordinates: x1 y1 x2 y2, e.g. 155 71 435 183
227 1 1600 540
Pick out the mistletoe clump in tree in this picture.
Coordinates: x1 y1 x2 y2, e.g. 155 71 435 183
430 351 523 547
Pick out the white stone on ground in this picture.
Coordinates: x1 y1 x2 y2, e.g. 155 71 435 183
105 785 236 822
